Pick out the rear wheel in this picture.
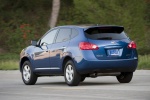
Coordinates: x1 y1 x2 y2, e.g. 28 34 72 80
64 60 81 86
22 61 37 85
117 72 133 83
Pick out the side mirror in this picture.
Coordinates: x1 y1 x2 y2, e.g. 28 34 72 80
31 40 37 46
41 42 48 46
40 42 48 50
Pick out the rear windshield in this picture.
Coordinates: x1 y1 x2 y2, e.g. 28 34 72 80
85 27 128 40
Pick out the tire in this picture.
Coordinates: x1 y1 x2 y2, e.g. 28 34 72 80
117 72 133 83
64 60 81 86
21 61 37 85
80 76 86 82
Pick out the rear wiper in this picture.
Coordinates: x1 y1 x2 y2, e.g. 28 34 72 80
97 37 112 40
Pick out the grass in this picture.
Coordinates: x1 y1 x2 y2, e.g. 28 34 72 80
0 60 18 70
0 53 150 70
0 53 19 70
0 53 19 60
138 55 150 70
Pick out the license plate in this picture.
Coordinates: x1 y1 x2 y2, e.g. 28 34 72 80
108 49 119 56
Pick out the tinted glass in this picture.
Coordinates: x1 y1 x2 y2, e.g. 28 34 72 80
40 29 58 45
71 29 78 38
85 27 127 40
56 28 71 43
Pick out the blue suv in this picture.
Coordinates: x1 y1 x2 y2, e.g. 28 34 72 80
20 25 138 86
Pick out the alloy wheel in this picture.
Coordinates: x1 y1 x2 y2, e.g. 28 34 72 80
23 65 31 82
65 64 74 82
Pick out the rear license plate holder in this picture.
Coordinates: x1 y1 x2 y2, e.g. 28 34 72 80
108 49 120 56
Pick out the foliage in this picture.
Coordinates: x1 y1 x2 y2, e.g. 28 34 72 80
0 0 150 55
0 0 52 53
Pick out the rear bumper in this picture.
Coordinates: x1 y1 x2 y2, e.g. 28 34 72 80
76 58 138 74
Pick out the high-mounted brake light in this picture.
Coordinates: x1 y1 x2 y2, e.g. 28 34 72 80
79 42 99 50
128 41 136 49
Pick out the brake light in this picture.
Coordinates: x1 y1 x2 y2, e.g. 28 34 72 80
79 42 99 50
128 41 136 49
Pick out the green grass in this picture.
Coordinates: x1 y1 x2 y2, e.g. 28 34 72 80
0 53 19 70
0 53 19 60
0 60 18 70
138 55 150 70
0 53 150 70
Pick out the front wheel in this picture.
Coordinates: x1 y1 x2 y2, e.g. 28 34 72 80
117 72 133 83
64 60 81 86
22 61 37 85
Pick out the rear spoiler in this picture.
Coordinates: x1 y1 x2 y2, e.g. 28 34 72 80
84 26 124 33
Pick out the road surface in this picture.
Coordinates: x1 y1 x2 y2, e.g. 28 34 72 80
0 70 150 100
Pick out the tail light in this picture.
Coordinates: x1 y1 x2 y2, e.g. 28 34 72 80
79 42 99 50
128 41 136 49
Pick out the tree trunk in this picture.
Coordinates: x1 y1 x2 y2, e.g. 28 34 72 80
49 0 60 28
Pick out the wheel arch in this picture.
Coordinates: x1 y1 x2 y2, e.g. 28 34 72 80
62 56 74 72
20 57 30 72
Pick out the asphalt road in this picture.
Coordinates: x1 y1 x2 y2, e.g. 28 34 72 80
0 70 150 100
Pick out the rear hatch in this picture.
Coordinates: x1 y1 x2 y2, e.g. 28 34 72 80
84 26 132 60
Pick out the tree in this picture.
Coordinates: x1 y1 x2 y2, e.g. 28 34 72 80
49 0 60 28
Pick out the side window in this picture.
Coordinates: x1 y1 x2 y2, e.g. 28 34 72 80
40 29 58 45
55 28 71 43
71 29 78 38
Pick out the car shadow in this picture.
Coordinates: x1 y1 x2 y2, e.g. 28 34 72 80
35 81 119 86
36 82 66 86
80 82 119 86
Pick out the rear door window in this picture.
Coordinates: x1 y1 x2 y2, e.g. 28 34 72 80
85 27 128 40
71 28 78 38
55 28 71 43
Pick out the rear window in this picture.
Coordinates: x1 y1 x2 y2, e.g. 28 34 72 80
85 27 128 40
